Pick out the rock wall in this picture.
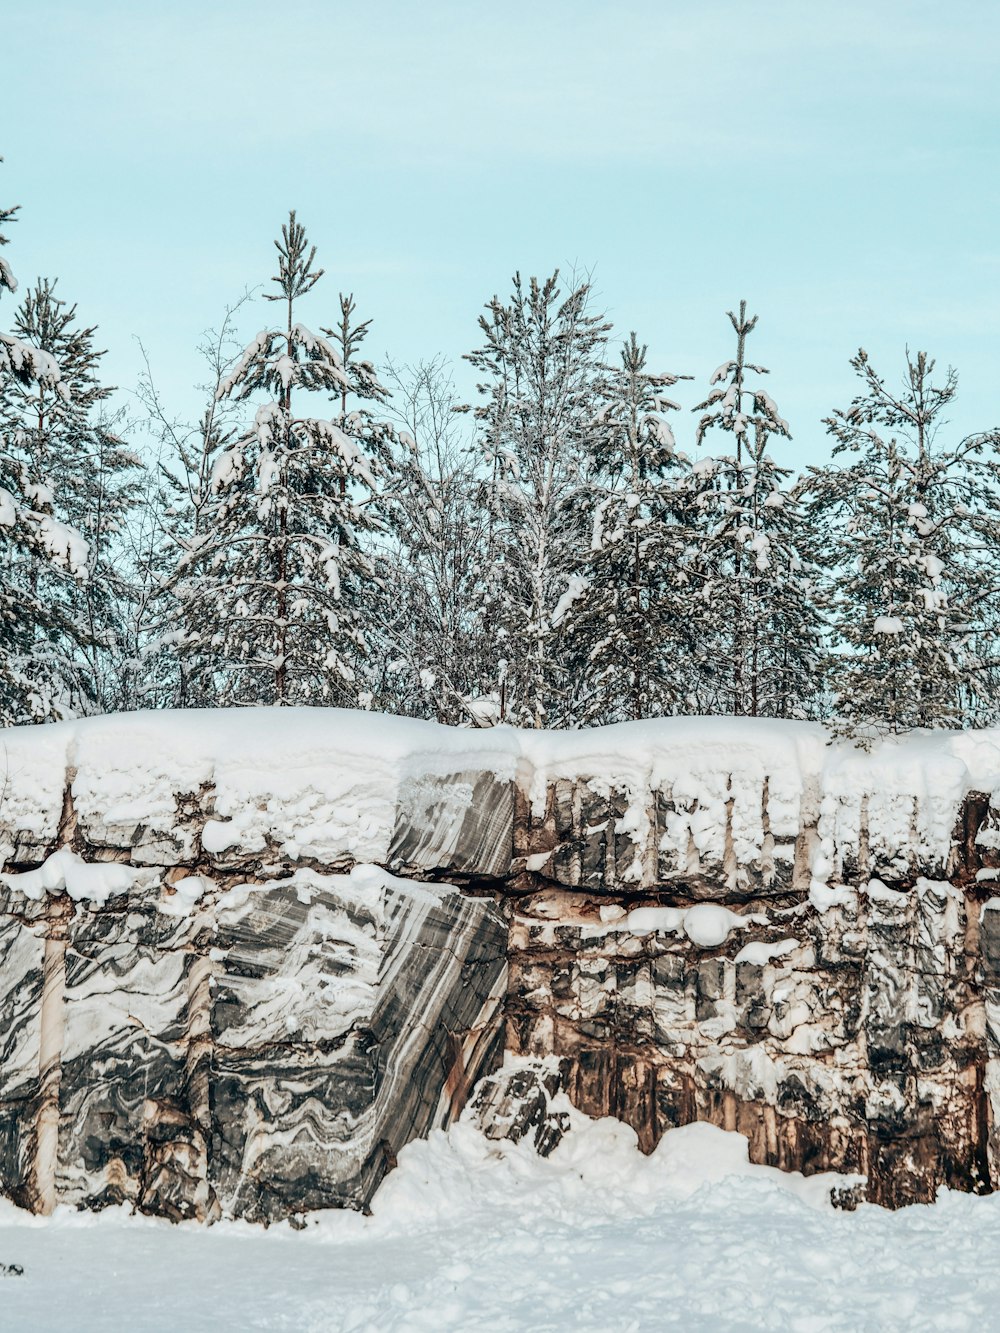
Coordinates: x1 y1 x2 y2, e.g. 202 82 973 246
0 861 506 1221
504 766 1000 1208
0 725 511 1220
3 711 1000 1216
505 880 991 1207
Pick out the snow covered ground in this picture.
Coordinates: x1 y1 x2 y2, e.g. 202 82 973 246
0 1109 996 1332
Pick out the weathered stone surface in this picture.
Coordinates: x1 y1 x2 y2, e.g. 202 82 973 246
472 1060 572 1156
0 890 45 1211
0 863 506 1221
505 872 991 1206
3 712 1000 1218
389 771 513 880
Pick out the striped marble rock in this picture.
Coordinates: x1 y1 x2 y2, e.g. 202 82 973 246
0 865 506 1222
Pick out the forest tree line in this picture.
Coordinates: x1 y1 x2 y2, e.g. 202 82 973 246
3 186 1000 740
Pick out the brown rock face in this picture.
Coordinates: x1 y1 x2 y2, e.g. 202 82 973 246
500 785 1000 1209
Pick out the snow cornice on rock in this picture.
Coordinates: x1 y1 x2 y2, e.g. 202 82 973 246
1 708 997 894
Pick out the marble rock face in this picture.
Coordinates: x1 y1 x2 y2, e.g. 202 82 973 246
0 886 46 1210
4 711 1000 1218
499 752 1000 1206
389 770 514 880
506 873 989 1208
0 865 506 1222
515 767 958 902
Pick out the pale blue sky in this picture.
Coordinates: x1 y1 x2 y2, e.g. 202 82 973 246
3 0 999 467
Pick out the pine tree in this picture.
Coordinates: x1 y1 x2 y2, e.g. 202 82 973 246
464 271 611 727
0 197 58 388
323 292 389 430
559 332 695 723
320 289 401 710
0 169 88 724
808 349 1000 738
690 301 822 718
113 458 177 712
176 212 385 706
2 278 143 714
137 301 251 709
153 400 237 708
374 357 495 724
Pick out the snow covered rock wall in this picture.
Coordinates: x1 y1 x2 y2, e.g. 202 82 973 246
3 710 1000 1216
505 721 1000 1207
0 712 510 1221
0 863 505 1222
505 879 989 1208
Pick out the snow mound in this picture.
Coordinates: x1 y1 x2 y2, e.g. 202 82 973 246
0 847 146 907
364 1107 853 1234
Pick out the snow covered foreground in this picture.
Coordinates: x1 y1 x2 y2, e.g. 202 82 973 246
0 1109 994 1332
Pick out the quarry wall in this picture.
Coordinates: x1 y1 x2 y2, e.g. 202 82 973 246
2 710 1000 1217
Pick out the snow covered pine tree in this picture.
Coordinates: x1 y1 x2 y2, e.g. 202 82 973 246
176 212 385 706
690 301 822 718
558 332 695 723
374 357 495 724
320 290 401 709
144 295 258 708
809 349 1000 738
1 278 143 715
464 271 610 727
0 169 88 724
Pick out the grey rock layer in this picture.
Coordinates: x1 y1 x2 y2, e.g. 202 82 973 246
0 866 506 1221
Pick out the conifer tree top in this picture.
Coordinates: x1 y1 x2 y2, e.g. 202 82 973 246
694 300 790 457
265 210 324 306
0 163 62 390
